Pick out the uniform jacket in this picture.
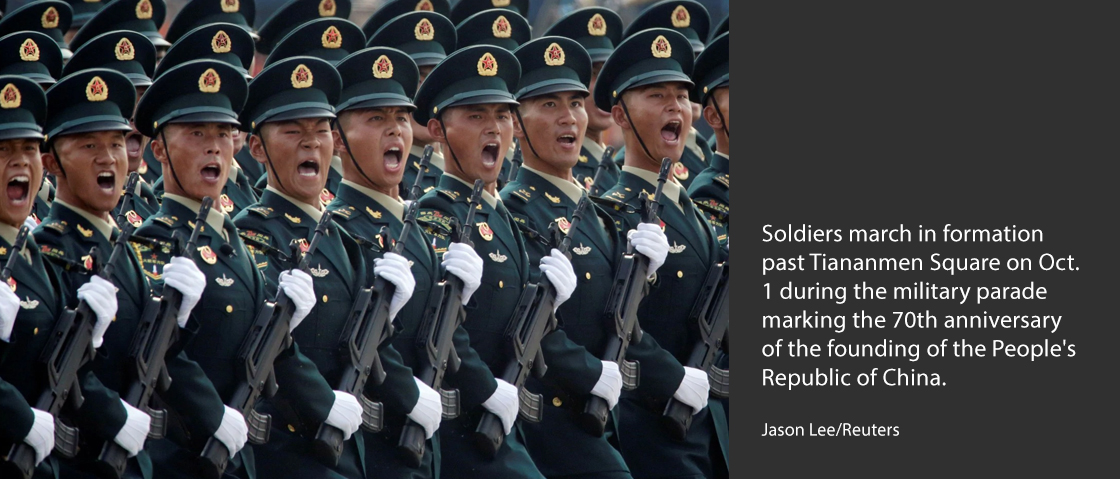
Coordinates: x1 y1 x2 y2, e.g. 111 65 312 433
687 152 729 250
573 138 621 196
398 145 445 202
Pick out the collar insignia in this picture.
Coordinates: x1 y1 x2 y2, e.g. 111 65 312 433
222 0 240 13
588 13 607 36
669 241 686 254
373 55 394 79
415 18 435 41
291 64 314 88
572 243 591 255
493 15 512 39
477 222 494 241
652 35 672 58
77 224 94 237
86 76 109 102
19 38 40 62
1 83 21 109
199 68 222 93
544 43 565 66
545 192 560 204
198 245 218 264
284 213 302 224
366 206 382 219
212 30 232 53
136 0 154 20
489 250 507 263
578 155 588 163
115 37 136 61
126 210 143 227
322 26 343 48
309 264 330 277
215 274 234 286
42 7 61 29
671 5 690 28
319 0 336 16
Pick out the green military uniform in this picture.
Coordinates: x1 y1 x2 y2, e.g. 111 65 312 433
229 55 366 479
153 158 258 218
412 44 545 479
543 7 626 194
611 129 711 190
0 0 74 60
68 0 170 53
365 10 458 200
595 28 727 479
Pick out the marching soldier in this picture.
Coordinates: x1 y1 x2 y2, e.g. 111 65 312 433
0 74 66 479
413 44 573 479
687 32 729 249
500 36 671 479
543 7 625 194
0 0 74 61
164 0 259 45
364 7 456 200
595 28 722 479
325 46 452 479
68 0 171 57
231 56 371 479
133 58 328 479
615 0 715 190
253 0 351 75
60 29 161 221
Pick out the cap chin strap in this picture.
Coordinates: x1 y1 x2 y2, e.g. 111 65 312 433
436 112 466 175
50 144 69 179
256 128 286 192
159 129 188 195
334 118 381 191
618 97 661 169
513 108 542 161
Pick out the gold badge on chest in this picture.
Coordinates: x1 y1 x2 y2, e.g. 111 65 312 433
198 245 218 264
219 194 235 213
126 210 143 228
320 188 335 208
477 222 494 241
555 216 571 235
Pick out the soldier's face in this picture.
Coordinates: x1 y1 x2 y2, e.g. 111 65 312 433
153 123 234 202
586 62 613 133
45 131 129 216
514 91 588 171
0 138 44 228
431 103 514 186
336 107 413 195
253 117 336 207
614 82 692 167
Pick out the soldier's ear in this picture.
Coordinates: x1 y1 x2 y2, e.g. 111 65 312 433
512 111 527 141
248 132 267 165
427 118 445 142
611 104 630 131
703 103 723 131
41 148 63 177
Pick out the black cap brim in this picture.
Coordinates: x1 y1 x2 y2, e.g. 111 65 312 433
517 81 588 100
445 93 518 110
0 128 45 141
264 107 336 124
168 112 241 126
52 119 133 139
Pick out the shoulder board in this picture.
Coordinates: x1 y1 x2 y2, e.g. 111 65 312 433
40 219 68 234
508 187 532 203
436 188 465 202
715 173 729 188
247 206 275 217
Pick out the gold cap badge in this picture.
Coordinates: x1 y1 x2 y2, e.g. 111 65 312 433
492 15 511 39
318 0 336 16
199 68 222 93
415 18 435 41
373 55 394 79
1 84 21 109
671 5 690 28
212 30 232 53
115 38 135 61
322 26 343 49
86 76 109 102
544 43 565 66
588 13 607 37
492 0 510 6
477 52 498 76
416 0 434 11
221 0 240 13
651 35 672 58
42 7 61 29
291 64 314 88
136 0 153 20
19 38 40 62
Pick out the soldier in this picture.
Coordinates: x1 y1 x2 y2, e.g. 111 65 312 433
61 29 161 222
68 0 171 58
133 58 327 479
0 74 64 479
447 0 527 25
0 0 75 61
413 44 572 479
148 23 262 216
543 7 625 194
323 45 452 479
230 56 373 479
595 28 720 479
365 8 456 200
253 0 351 75
359 0 450 41
0 30 63 226
687 32 729 249
164 0 258 45
616 0 714 190
500 36 670 479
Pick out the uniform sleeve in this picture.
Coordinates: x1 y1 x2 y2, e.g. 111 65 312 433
363 342 420 417
73 369 128 442
160 350 225 450
538 328 603 398
624 328 686 402
0 378 34 444
271 342 336 426
444 324 498 412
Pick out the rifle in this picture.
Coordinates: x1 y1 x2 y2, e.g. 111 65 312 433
95 195 213 478
310 146 434 465
504 139 523 187
397 179 484 467
198 211 334 479
588 146 616 197
473 197 592 457
0 226 29 284
661 255 729 440
578 158 671 437
4 193 137 479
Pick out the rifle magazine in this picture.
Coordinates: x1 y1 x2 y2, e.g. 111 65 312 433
440 389 460 419
518 389 543 423
247 409 271 445
709 366 730 399
621 360 641 391
359 395 384 433
54 419 80 458
147 407 168 439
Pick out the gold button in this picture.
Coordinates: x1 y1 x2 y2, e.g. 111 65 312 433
112 316 117 322
322 295 329 303
677 271 684 278
287 424 296 433
33 327 38 335
226 305 233 313
585 272 591 280
552 397 562 407
499 280 504 288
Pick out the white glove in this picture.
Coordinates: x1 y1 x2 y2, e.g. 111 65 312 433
0 281 18 342
481 379 519 436
77 275 117 349
673 367 711 416
162 256 205 328
629 222 669 276
277 269 315 332
441 242 482 304
23 408 54 465
539 248 577 311
373 252 416 321
114 399 152 457
590 361 623 410
407 377 442 439
324 391 363 441
23 215 39 230
213 406 249 458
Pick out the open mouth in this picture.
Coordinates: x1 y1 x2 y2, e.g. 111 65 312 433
200 163 222 182
661 120 682 143
96 171 116 191
297 160 320 177
6 175 30 204
384 147 402 170
481 143 500 167
557 134 577 149
126 132 143 158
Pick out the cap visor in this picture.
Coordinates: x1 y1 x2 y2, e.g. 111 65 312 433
0 128 45 141
447 94 519 110
126 73 154 87
410 52 446 66
168 112 242 126
53 120 133 139
342 98 417 112
265 107 337 123
629 72 695 91
518 82 589 100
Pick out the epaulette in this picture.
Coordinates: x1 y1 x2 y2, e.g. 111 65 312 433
715 173 729 188
507 187 532 203
247 206 275 218
437 188 464 202
40 219 68 234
